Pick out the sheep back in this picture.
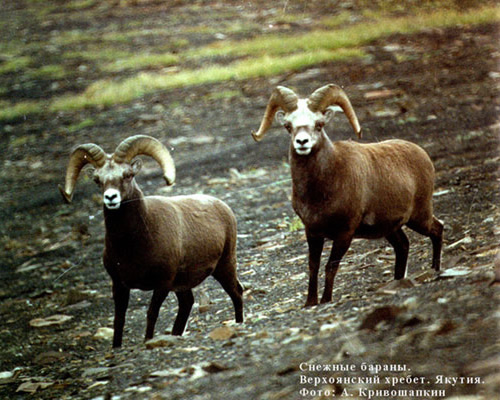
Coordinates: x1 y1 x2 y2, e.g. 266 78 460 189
103 194 237 291
292 139 436 240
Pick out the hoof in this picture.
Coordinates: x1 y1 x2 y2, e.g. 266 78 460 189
304 300 318 308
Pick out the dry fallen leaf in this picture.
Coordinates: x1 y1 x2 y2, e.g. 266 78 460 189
29 314 73 328
16 381 53 394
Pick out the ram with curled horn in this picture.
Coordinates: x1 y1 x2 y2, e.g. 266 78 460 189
252 84 443 307
59 135 244 347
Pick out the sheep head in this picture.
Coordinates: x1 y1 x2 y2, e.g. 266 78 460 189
252 84 361 156
59 135 175 209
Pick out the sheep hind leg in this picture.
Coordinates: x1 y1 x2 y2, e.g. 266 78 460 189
212 262 244 323
386 228 410 280
429 217 443 272
321 237 351 304
407 216 443 272
145 288 169 341
172 290 194 335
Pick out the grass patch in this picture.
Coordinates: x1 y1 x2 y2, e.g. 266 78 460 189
49 48 366 111
0 101 44 122
288 216 305 232
50 29 98 46
0 56 32 74
319 11 355 28
190 6 499 59
101 52 179 72
27 64 67 80
1 5 498 121
66 0 97 10
206 89 241 101
67 118 96 133
64 48 132 62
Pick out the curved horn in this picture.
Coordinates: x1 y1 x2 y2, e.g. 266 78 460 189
252 86 299 142
308 84 361 138
113 135 175 185
58 143 106 203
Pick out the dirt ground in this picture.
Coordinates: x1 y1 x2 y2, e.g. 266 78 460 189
0 2 499 399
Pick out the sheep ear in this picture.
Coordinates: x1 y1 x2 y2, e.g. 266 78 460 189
131 159 142 175
85 166 96 179
275 110 286 125
324 106 341 123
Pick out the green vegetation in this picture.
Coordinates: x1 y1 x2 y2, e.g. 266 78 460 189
0 4 498 121
102 52 179 72
50 48 365 111
28 64 67 80
67 118 96 133
66 0 97 10
192 6 498 59
0 57 32 74
0 101 44 122
206 90 241 101
288 216 305 232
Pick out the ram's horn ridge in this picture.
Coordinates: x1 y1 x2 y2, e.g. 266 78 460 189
252 86 299 142
308 84 361 138
59 143 106 203
114 135 176 185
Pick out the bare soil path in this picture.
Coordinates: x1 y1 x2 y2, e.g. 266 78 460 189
0 2 498 399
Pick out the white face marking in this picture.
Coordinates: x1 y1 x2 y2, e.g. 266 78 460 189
103 188 121 209
293 130 313 155
284 101 325 156
287 99 318 127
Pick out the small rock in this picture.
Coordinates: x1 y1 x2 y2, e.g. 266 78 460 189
94 327 114 340
377 278 416 293
198 290 211 314
319 322 341 333
202 362 231 374
336 334 366 360
145 335 180 349
438 267 472 279
208 326 236 341
82 367 111 379
359 305 403 331
34 351 70 365
0 371 14 380
489 254 500 286
403 296 419 309
364 89 399 100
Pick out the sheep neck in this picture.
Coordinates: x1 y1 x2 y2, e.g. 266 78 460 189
290 133 339 203
103 182 149 243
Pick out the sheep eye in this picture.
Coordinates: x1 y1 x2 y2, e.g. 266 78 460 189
93 176 101 185
315 122 324 131
284 122 293 133
123 172 133 181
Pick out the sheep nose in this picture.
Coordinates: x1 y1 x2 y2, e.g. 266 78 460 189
105 193 117 201
103 188 121 209
296 138 309 146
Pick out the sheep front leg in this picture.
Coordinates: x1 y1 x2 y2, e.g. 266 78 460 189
321 236 352 304
305 234 324 307
172 290 194 335
112 282 130 348
145 288 169 341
